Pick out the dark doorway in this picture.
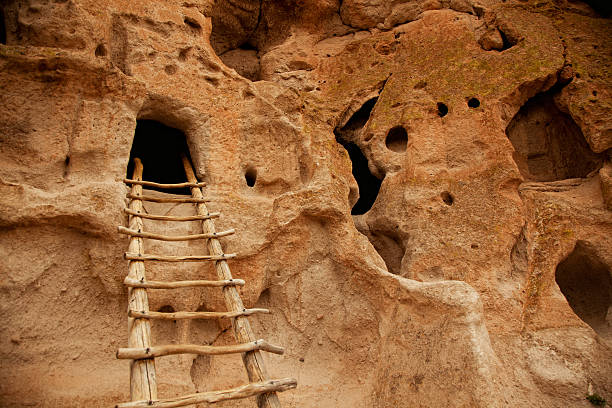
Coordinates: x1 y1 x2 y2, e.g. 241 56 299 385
334 97 383 215
555 242 611 340
127 120 193 195
335 138 383 215
0 8 6 45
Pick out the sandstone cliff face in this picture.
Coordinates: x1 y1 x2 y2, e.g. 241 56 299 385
0 0 610 407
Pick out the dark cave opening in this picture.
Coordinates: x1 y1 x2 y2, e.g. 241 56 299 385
582 0 612 17
184 16 202 31
127 120 193 195
342 98 378 132
334 96 383 215
0 8 6 45
555 242 611 339
467 97 480 108
335 137 383 215
505 91 603 182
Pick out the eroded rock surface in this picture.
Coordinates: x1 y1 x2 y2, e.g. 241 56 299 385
0 0 611 407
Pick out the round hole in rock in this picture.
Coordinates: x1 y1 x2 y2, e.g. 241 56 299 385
441 191 454 205
437 102 448 117
555 242 611 340
164 65 177 75
385 126 408 153
95 44 107 57
467 97 480 108
245 166 257 187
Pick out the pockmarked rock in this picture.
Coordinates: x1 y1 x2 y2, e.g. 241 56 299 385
0 0 610 407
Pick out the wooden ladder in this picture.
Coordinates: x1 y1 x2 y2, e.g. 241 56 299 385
115 156 296 408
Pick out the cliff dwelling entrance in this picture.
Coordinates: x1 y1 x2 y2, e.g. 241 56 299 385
505 91 602 181
127 120 193 195
555 242 611 340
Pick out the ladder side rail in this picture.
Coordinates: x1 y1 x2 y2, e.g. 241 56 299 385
181 155 283 408
126 158 158 402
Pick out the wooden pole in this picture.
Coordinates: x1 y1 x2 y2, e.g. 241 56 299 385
125 158 158 402
123 277 245 288
118 226 235 241
124 253 236 262
123 208 220 222
116 340 285 359
181 155 284 408
126 194 211 203
115 379 297 408
128 308 270 320
123 179 206 189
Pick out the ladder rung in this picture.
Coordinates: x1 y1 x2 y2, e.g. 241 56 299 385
118 226 235 241
125 253 236 262
127 194 211 203
114 378 297 408
124 277 244 288
123 179 206 189
129 308 270 320
116 339 285 360
123 208 220 221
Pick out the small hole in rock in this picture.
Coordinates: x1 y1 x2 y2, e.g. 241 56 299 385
385 126 408 153
592 90 597 96
245 166 257 187
437 102 448 117
64 156 70 167
441 191 454 205
95 44 107 57
164 65 177 75
467 97 480 108
499 29 518 50
184 17 201 30
158 305 175 313
178 48 191 61
471 243 479 249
